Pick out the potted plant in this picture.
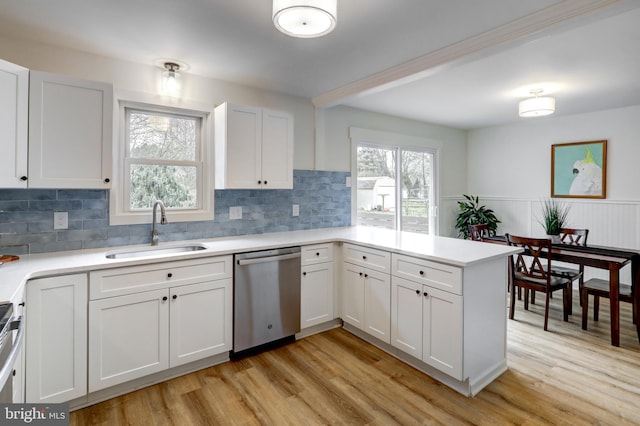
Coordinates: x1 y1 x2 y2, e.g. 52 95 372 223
539 198 570 242
455 194 500 239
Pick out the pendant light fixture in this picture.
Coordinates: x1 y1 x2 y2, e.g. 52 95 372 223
519 89 555 117
273 0 337 38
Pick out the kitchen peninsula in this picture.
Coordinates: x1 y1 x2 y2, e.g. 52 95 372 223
0 226 520 407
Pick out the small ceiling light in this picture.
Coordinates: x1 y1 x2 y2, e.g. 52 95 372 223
162 62 181 97
519 89 555 118
273 0 337 38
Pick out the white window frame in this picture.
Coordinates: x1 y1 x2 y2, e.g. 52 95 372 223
110 92 214 225
349 127 440 235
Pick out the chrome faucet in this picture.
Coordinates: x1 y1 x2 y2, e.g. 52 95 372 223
151 200 168 246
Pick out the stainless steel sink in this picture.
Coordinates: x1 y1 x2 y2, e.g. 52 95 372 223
105 244 208 259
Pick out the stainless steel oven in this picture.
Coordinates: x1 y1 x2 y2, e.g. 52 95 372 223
0 303 24 403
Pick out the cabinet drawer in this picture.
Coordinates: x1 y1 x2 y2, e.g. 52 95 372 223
343 244 390 273
301 243 334 265
392 254 462 295
89 256 232 300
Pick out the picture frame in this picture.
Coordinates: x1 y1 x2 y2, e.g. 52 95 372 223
551 140 607 199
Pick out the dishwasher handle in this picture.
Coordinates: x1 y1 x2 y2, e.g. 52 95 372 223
237 252 301 266
0 316 24 393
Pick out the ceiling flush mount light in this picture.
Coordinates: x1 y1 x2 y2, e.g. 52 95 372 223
519 89 555 118
273 0 337 38
162 62 181 97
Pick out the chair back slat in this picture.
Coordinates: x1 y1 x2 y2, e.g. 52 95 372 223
506 234 552 283
559 228 589 246
468 223 490 241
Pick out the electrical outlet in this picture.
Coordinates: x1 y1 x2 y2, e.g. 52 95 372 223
292 204 299 217
54 212 68 230
229 206 242 220
346 177 352 187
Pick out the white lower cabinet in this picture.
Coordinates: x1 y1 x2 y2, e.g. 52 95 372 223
25 274 88 403
342 250 391 344
300 243 335 329
89 278 232 392
391 275 463 380
89 288 169 392
301 262 334 328
170 279 232 366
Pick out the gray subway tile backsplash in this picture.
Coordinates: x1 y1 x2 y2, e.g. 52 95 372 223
0 170 351 255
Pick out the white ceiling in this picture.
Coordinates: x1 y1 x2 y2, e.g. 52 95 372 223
1 0 639 130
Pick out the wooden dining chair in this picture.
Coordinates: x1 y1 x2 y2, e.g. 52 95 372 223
581 278 635 330
505 233 573 331
544 228 589 311
468 223 490 241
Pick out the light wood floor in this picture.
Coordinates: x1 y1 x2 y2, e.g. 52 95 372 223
71 292 640 425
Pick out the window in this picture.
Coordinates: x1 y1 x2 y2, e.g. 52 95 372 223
110 98 213 225
351 128 438 235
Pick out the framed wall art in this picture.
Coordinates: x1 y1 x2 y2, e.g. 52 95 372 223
551 140 607 199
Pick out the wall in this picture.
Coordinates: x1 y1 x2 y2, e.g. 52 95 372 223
320 105 468 235
0 170 351 255
463 104 640 281
1 36 471 251
0 35 316 170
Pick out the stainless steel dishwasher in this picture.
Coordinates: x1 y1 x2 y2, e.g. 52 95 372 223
233 246 301 354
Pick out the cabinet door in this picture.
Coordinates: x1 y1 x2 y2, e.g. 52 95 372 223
364 269 391 343
25 274 87 403
89 289 169 392
422 286 463 380
215 103 262 189
170 279 232 367
261 108 293 189
342 262 365 329
391 276 423 359
301 262 334 329
0 59 28 188
28 71 113 188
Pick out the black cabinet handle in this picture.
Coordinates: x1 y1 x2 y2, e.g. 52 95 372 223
302 271 307 276
264 180 268 185
172 294 178 300
104 178 110 183
359 272 363 276
364 274 368 278
162 296 168 301
258 180 262 184
362 255 367 260
423 292 428 297
419 270 424 276
415 289 420 295
167 273 173 278
20 176 27 181
316 252 320 256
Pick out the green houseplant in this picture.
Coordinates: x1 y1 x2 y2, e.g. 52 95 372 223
540 198 570 238
455 194 500 239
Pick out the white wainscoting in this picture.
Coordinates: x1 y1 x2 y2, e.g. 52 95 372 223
442 196 640 284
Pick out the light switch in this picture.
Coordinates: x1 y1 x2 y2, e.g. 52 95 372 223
292 204 299 217
229 206 242 220
54 212 68 230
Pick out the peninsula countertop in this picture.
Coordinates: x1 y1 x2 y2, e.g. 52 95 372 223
0 226 520 302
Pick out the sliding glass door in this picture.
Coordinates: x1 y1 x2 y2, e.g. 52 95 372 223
356 144 436 234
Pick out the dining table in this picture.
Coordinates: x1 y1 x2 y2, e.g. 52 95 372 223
484 235 640 347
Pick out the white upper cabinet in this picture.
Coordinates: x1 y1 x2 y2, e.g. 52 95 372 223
215 102 293 189
28 71 113 188
0 59 29 188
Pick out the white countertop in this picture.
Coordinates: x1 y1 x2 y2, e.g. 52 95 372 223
0 226 520 302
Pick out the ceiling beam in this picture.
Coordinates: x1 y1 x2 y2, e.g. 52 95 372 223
311 0 623 108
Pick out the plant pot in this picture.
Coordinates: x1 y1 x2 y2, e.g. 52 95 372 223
547 234 561 244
